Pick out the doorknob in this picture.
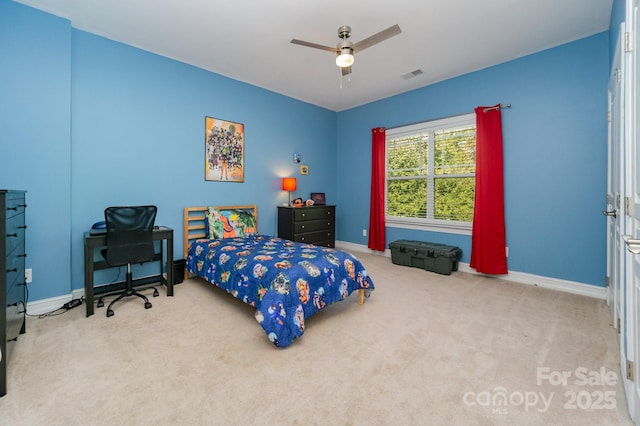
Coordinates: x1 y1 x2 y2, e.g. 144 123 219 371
623 235 640 254
602 209 617 218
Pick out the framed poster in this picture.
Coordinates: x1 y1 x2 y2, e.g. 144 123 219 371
205 117 244 182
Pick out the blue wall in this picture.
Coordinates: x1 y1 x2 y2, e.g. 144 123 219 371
0 0 72 301
1 0 611 302
337 32 609 287
2 0 336 300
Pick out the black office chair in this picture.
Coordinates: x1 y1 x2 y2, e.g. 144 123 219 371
98 205 158 317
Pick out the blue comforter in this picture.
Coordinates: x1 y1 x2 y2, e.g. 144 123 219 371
186 235 374 347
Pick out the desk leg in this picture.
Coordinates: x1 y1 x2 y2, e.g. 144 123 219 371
84 243 94 317
166 235 174 296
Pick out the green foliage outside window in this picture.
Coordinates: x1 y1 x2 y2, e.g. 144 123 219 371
387 122 476 224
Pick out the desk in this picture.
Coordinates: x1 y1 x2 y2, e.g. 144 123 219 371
84 226 174 317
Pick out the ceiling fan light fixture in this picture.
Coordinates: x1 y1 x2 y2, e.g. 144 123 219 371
336 46 354 68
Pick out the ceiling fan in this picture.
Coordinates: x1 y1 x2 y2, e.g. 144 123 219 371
291 24 402 76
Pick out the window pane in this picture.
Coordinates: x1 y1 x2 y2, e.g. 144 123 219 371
434 126 476 175
434 177 475 221
387 135 428 178
387 178 427 218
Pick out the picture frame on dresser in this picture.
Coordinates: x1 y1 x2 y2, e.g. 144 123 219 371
310 192 325 205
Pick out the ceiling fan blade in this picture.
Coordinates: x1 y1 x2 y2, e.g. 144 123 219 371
353 24 401 52
341 66 351 76
290 39 336 53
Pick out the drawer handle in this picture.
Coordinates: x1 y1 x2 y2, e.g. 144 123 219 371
7 233 17 237
18 225 27 229
19 253 27 258
301 225 305 229
6 204 26 211
7 268 17 273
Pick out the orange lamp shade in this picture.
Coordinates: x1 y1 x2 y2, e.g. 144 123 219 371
282 177 297 191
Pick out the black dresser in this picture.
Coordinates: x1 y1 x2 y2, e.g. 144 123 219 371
1 190 27 397
277 205 335 248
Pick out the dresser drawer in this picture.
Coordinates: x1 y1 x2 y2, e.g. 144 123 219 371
5 301 25 346
293 206 334 222
5 214 26 257
311 239 334 248
294 218 334 233
293 229 335 244
3 196 26 221
6 242 26 289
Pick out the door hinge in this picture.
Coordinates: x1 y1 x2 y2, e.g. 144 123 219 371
627 360 634 381
618 317 621 333
626 32 632 52
616 68 622 84
606 276 610 287
626 197 632 216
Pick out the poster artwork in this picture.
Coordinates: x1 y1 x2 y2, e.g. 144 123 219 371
205 117 245 182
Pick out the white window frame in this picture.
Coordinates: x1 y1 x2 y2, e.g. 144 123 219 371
385 113 475 235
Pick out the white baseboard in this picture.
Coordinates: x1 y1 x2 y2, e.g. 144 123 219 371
26 242 605 314
335 240 606 300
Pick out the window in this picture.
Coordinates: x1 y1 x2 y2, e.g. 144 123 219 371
386 113 476 234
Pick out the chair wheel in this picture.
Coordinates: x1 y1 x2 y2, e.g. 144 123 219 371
106 309 114 317
153 288 159 297
97 299 104 308
144 301 152 309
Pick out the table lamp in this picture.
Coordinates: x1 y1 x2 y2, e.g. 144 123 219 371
282 177 297 206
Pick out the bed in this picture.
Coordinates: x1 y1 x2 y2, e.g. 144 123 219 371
183 205 374 347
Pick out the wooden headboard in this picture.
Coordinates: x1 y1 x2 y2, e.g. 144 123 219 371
183 204 258 265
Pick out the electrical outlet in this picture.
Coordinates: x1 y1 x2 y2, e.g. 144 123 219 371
25 268 32 283
362 229 367 237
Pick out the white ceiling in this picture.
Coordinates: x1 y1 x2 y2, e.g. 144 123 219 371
15 0 612 112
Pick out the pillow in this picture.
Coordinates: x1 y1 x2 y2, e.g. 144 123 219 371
206 207 257 239
228 209 257 237
205 207 224 239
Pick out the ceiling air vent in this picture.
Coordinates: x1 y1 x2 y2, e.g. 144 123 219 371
402 69 424 80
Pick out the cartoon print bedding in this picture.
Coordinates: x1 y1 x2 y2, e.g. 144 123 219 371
186 235 374 347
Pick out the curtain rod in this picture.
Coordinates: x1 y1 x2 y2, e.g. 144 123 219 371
385 103 511 131
483 103 511 112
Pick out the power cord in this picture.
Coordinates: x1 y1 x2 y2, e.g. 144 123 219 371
34 297 84 318
62 297 83 310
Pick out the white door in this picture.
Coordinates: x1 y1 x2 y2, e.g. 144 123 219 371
624 0 640 419
607 37 623 332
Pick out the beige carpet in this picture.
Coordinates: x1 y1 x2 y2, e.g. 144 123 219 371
0 252 632 425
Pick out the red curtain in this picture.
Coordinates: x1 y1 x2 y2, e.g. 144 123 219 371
368 127 386 252
470 105 508 274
